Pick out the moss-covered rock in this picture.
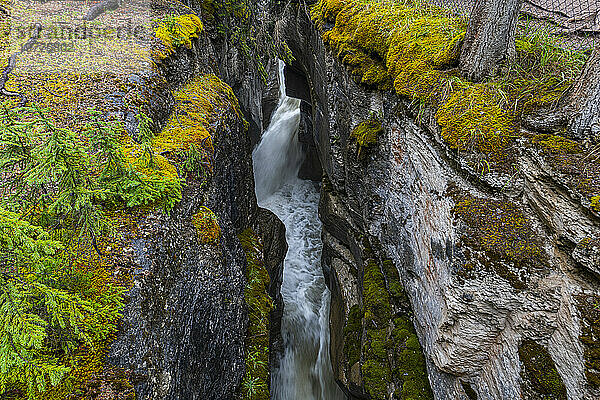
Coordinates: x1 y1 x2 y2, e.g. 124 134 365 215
575 294 600 388
451 192 546 289
153 14 204 60
311 0 587 171
350 116 383 156
192 206 221 244
529 134 600 213
340 243 432 400
238 229 273 400
343 305 364 369
518 339 567 399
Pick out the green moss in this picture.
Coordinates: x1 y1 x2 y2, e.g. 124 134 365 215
532 134 582 154
350 116 384 156
591 196 600 212
361 259 392 398
238 229 272 400
153 14 204 60
390 317 433 400
363 259 392 323
360 259 432 400
528 134 600 212
344 305 364 368
436 83 517 153
518 340 567 399
192 206 221 244
382 259 405 301
575 294 600 389
451 194 545 289
153 74 246 175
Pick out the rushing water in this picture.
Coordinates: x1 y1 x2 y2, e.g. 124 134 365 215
253 62 344 400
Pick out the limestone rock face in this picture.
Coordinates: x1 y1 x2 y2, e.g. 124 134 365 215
277 3 600 400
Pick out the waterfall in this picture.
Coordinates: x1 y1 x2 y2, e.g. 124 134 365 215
252 61 344 400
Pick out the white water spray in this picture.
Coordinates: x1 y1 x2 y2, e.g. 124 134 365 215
253 61 344 400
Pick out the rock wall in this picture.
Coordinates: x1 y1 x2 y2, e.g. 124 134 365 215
108 6 287 400
278 1 600 399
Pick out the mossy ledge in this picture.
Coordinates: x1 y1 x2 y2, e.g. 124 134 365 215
342 238 432 400
311 0 588 172
449 187 547 289
528 134 600 214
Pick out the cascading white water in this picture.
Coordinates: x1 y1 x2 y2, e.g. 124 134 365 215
253 61 344 400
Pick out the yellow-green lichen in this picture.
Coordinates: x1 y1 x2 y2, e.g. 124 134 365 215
153 14 204 60
192 206 221 244
351 116 383 156
238 229 272 400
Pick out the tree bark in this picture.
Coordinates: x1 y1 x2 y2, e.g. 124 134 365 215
459 0 522 82
563 47 600 141
523 47 600 142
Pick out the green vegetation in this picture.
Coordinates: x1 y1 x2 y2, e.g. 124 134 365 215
518 340 567 399
311 0 588 170
575 294 600 388
591 196 600 212
198 0 293 82
0 106 139 398
451 193 545 289
362 260 393 398
391 317 431 400
239 229 273 400
0 70 245 397
154 14 204 60
192 207 221 244
343 305 363 367
0 208 124 398
350 115 383 157
530 135 600 214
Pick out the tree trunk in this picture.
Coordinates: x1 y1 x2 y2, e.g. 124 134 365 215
523 47 600 142
564 47 600 141
459 0 522 82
